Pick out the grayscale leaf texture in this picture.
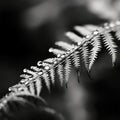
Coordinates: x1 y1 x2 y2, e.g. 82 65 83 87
0 20 120 109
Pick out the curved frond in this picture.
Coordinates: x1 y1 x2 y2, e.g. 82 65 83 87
71 51 80 69
89 35 101 70
74 26 91 36
66 31 83 43
55 41 73 50
57 63 64 86
28 82 35 95
81 43 89 70
49 68 55 84
34 78 42 96
42 72 50 91
49 48 66 56
114 26 120 40
102 31 117 65
64 57 72 85
85 25 99 31
0 20 120 110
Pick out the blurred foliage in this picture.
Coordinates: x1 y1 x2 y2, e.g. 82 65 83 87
0 94 64 120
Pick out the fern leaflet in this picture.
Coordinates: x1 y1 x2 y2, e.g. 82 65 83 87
102 31 117 65
89 35 101 70
49 68 55 84
81 43 89 70
71 51 80 69
42 72 50 91
64 57 72 85
34 78 42 96
57 64 64 86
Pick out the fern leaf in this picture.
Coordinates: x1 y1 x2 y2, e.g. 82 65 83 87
43 58 55 63
85 25 99 31
23 69 37 78
20 74 31 79
116 29 120 40
71 51 81 83
20 86 30 94
34 78 42 96
64 57 72 85
42 60 55 85
49 68 55 84
9 84 23 93
49 48 66 56
114 21 120 40
1 20 120 109
81 43 89 70
30 66 40 72
89 35 101 70
71 51 80 69
57 63 64 86
114 26 120 40
42 72 50 90
28 82 35 95
74 26 91 36
66 32 83 43
102 31 117 65
55 41 73 50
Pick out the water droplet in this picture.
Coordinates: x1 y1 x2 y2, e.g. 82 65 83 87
93 30 99 35
109 23 115 28
23 68 27 73
61 55 65 58
45 66 50 70
85 35 90 39
37 61 42 66
38 72 43 75
49 48 53 52
78 42 81 45
57 54 61 58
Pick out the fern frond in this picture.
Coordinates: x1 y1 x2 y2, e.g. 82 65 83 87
71 51 80 69
114 22 120 40
49 68 55 84
66 31 83 43
57 63 64 86
1 20 120 109
42 72 50 91
115 28 120 40
81 43 89 70
30 66 41 72
71 51 81 82
8 84 22 93
28 82 35 95
49 48 66 56
74 26 91 36
34 78 42 96
12 21 120 93
64 57 72 85
43 58 56 64
23 68 37 78
55 41 74 50
20 74 32 79
89 35 101 70
85 24 99 31
102 31 117 65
